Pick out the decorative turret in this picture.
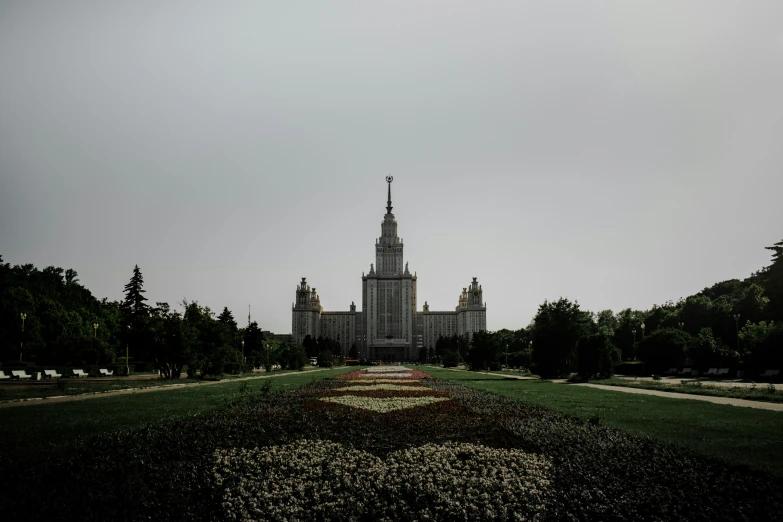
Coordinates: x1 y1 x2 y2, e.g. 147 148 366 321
467 277 483 307
295 277 311 308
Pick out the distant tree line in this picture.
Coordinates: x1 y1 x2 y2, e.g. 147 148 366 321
422 238 783 379
0 258 307 377
301 334 359 367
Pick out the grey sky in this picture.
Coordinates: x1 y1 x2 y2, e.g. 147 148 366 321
1 1 782 333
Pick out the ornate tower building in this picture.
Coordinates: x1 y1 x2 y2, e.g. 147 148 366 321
362 176 418 360
292 177 486 361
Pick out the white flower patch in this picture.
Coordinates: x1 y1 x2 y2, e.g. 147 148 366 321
346 379 422 384
354 372 414 378
319 395 449 412
365 366 408 373
333 384 432 392
212 440 552 521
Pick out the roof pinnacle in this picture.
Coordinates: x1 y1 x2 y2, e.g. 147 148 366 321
385 175 393 214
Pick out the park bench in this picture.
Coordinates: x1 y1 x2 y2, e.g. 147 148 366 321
705 368 718 376
759 369 780 379
43 369 62 379
0 370 10 380
716 368 730 377
678 368 692 376
11 370 32 380
664 367 678 375
72 369 89 378
99 368 114 377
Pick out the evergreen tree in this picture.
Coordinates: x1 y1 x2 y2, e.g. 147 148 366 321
121 265 149 318
217 307 237 329
763 238 783 318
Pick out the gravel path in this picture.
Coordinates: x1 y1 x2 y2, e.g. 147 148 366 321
615 375 780 390
571 383 783 411
0 368 330 409
424 366 537 380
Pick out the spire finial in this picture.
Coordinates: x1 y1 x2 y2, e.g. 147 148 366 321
385 175 393 214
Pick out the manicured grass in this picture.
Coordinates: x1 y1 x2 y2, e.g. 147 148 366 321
594 376 783 403
0 367 360 461
415 365 783 476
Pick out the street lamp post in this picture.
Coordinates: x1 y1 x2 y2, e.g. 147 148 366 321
733 314 740 353
241 340 245 373
19 313 26 362
640 323 646 339
679 322 684 330
93 323 99 339
505 343 509 369
265 342 270 372
126 325 130 376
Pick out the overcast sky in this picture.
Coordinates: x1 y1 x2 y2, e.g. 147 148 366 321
1 1 782 333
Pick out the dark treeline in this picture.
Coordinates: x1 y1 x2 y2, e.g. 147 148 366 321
301 335 359 366
425 238 783 379
0 258 307 376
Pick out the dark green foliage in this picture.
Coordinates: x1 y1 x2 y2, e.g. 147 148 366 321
435 334 469 362
121 264 149 318
302 335 318 358
613 361 647 376
317 349 333 368
465 330 501 370
531 298 591 378
636 328 689 374
741 321 783 373
763 238 783 319
576 331 619 379
279 342 308 370
349 342 359 359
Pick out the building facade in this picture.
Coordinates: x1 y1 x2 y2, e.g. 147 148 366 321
292 177 486 361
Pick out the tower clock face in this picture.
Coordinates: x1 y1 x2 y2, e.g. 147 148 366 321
473 291 479 297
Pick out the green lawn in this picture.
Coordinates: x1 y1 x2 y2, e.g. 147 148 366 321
415 365 783 475
0 367 359 460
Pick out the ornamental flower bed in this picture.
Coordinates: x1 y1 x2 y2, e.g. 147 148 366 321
335 367 431 380
1 367 782 521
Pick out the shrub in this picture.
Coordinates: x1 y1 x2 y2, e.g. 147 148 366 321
317 350 333 368
614 361 648 376
489 362 502 371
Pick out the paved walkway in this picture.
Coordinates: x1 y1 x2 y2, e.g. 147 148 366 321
424 365 536 380
615 375 780 390
0 368 331 409
570 383 783 411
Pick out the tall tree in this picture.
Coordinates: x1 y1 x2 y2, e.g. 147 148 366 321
762 238 783 318
217 307 237 329
121 265 149 318
531 298 590 378
64 268 80 286
636 328 689 374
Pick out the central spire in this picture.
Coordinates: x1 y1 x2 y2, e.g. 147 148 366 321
385 175 393 214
